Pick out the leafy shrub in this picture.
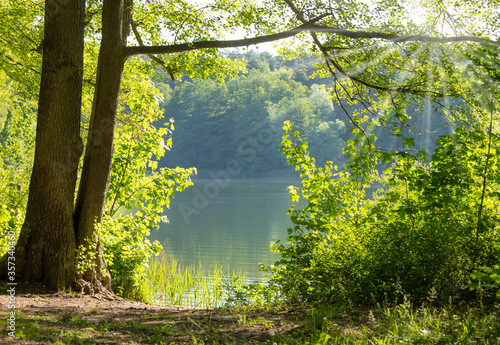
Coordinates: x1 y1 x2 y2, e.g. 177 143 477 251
469 243 500 299
266 121 500 304
470 264 500 298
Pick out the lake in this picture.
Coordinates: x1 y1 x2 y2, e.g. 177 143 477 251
148 178 302 279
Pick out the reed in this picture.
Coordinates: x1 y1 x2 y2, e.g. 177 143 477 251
142 252 247 309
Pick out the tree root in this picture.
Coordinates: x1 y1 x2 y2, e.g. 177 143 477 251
73 233 116 300
74 277 116 301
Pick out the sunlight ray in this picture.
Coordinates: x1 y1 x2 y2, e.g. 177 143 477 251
422 48 437 154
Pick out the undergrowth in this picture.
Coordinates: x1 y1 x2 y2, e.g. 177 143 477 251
270 301 500 344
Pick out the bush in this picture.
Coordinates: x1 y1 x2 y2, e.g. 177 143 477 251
266 121 500 304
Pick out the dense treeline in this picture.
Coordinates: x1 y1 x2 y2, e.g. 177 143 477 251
158 51 451 177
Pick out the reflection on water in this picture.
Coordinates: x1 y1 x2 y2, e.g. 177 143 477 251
148 178 302 278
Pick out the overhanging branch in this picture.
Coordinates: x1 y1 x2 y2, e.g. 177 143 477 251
123 19 322 58
308 25 499 46
123 19 499 58
131 20 176 79
280 0 467 96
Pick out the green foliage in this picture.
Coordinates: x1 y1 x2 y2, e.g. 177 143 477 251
262 7 499 305
470 262 500 297
364 125 499 301
224 280 284 310
130 0 265 81
0 0 43 99
273 303 500 345
160 51 455 177
466 44 500 299
267 120 500 304
75 233 98 278
1 0 497 308
0 73 36 255
463 43 500 113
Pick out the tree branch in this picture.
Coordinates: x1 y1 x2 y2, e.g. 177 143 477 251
130 20 176 79
123 15 329 57
308 25 499 46
281 0 306 22
285 1 454 97
5 54 40 74
124 21 499 59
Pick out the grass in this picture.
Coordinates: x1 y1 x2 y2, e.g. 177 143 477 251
126 253 500 344
3 254 500 344
266 301 500 345
141 253 248 309
128 253 500 344
2 286 500 344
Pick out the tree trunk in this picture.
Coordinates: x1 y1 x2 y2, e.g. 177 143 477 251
73 0 128 289
0 0 85 289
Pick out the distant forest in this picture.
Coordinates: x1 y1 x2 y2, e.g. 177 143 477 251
155 51 452 177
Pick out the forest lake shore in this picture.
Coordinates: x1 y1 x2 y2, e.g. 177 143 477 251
1 280 499 344
0 280 341 344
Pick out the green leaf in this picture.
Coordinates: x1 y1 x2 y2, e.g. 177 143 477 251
402 137 415 149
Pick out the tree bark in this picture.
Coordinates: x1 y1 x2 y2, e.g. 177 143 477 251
73 0 128 289
0 0 85 289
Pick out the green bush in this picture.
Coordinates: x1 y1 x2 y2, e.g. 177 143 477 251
266 121 500 304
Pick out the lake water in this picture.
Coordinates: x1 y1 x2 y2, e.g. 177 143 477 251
148 178 302 279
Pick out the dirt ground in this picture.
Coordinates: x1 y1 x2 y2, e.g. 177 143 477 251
0 281 312 344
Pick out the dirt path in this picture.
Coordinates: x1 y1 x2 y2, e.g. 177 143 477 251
0 281 308 344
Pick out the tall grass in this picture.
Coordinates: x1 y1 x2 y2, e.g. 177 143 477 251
256 301 500 344
142 253 247 309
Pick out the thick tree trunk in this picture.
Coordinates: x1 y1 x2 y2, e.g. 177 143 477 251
73 0 127 288
0 0 85 288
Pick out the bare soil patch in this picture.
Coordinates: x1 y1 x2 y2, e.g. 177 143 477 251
0 281 310 344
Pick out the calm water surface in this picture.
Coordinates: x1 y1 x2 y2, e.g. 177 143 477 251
148 178 302 278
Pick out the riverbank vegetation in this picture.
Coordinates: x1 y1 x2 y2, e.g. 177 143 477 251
1 280 500 344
